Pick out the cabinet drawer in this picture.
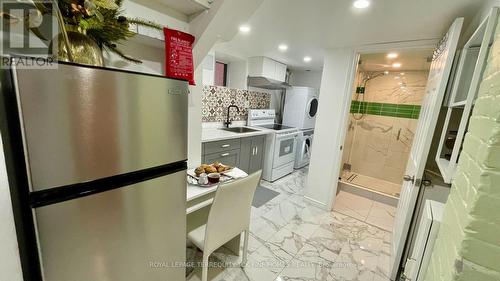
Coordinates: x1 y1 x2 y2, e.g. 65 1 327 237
203 139 241 155
203 149 240 167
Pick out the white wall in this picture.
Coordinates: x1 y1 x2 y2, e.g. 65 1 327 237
103 37 165 75
0 137 23 281
305 49 356 209
289 70 323 89
227 60 248 90
188 66 204 167
202 50 216 86
122 0 189 32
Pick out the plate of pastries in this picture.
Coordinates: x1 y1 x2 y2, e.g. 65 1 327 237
187 162 233 187
194 162 232 176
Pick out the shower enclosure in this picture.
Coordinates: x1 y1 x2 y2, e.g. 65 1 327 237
340 69 428 198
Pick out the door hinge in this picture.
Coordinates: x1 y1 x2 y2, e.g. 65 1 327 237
415 178 422 186
403 175 415 184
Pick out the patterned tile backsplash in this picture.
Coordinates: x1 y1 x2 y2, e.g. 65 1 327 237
202 85 271 123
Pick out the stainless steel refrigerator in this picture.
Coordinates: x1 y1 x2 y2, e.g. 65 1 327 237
0 62 188 281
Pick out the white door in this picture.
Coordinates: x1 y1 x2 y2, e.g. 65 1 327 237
390 18 464 280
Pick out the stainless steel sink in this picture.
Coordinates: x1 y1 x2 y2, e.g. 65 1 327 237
221 127 259 133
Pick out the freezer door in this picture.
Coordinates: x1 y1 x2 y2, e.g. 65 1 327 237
14 64 188 191
34 170 186 281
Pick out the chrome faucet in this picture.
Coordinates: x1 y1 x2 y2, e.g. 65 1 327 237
224 105 240 128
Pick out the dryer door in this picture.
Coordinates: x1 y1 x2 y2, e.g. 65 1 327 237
303 97 318 129
307 97 319 118
304 137 312 158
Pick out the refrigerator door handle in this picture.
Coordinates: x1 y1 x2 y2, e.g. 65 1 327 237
30 161 187 208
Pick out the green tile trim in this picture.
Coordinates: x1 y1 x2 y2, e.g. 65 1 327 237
350 101 421 119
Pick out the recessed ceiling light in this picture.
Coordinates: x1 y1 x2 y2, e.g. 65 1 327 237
303 56 312 62
392 62 402 68
239 25 251 33
387 53 399 59
353 0 370 9
278 44 288 51
384 71 389 75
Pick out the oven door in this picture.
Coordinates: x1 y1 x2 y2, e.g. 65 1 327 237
273 132 298 167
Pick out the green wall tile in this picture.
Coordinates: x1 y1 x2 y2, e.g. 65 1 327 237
350 101 421 119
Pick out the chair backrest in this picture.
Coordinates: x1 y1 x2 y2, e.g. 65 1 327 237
204 171 261 254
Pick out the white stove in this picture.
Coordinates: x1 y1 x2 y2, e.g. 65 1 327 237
248 109 299 182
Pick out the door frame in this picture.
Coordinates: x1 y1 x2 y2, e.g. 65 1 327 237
331 39 440 206
327 38 441 274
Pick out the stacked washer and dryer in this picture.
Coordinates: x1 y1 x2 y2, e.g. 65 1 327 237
283 87 319 169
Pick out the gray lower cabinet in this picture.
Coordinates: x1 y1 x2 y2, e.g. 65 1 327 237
239 135 265 174
202 135 265 174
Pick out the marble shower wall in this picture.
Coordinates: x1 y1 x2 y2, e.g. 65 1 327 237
202 86 271 123
343 71 428 185
357 71 429 104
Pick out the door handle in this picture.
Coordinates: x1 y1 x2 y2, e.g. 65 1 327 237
255 146 258 155
221 144 231 148
422 179 432 187
221 153 230 157
403 175 415 183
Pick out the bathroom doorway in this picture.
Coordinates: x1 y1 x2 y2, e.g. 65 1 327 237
339 49 434 199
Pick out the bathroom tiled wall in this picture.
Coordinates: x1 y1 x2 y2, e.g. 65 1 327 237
425 17 500 281
355 71 429 104
201 86 271 123
343 71 428 185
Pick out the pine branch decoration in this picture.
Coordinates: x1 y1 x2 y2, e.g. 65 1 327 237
128 18 162 30
93 0 119 10
35 0 164 64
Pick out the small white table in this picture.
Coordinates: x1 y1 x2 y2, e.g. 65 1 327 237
186 167 248 212
186 168 248 255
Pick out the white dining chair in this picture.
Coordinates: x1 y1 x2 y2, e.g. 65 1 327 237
187 170 262 281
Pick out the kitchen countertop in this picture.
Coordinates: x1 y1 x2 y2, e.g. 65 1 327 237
202 126 273 143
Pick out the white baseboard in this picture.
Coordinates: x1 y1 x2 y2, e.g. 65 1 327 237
304 196 330 211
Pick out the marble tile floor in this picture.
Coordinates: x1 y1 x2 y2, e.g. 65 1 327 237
333 191 396 232
187 168 394 281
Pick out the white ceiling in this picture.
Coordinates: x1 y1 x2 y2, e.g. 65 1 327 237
157 0 208 16
359 49 433 72
214 0 485 70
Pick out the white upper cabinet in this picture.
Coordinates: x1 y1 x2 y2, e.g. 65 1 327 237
275 63 288 82
248 57 287 82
